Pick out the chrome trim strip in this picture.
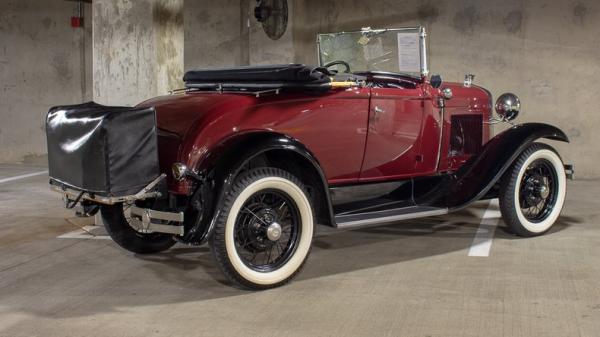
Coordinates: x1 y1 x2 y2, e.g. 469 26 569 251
336 208 449 229
434 97 445 171
317 35 323 66
419 27 429 77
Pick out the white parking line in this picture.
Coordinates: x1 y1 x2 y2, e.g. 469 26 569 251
468 199 501 257
57 225 111 240
0 170 48 184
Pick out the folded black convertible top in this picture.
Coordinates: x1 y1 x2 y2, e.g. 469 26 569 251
183 64 330 85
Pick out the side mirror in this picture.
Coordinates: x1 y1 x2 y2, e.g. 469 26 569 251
430 74 442 89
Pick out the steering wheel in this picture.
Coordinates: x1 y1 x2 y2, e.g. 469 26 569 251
323 60 351 74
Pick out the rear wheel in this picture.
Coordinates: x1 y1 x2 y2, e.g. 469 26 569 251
210 168 314 290
101 203 177 254
499 143 567 237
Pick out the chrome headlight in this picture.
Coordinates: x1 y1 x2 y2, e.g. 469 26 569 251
495 93 520 121
172 162 188 181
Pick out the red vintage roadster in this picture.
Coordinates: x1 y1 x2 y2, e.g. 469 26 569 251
46 27 572 289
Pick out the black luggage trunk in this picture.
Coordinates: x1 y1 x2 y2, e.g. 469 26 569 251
46 102 160 197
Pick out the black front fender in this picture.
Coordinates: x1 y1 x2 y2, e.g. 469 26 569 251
447 122 569 210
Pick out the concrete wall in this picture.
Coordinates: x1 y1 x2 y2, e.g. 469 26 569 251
292 0 600 177
93 0 184 106
0 0 92 164
0 0 598 177
184 0 294 70
184 0 245 70
248 0 294 65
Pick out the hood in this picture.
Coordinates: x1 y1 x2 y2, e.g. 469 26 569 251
441 82 492 110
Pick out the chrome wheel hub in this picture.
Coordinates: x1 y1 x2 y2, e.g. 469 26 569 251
234 189 301 272
524 175 550 206
266 222 282 241
538 184 549 199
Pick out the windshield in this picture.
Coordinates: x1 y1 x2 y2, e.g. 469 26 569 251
317 27 427 78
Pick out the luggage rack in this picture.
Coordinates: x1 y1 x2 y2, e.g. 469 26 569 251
50 174 166 206
174 79 364 98
176 64 365 97
170 86 283 98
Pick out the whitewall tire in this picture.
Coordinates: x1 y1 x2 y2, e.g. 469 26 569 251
210 167 314 289
499 143 567 237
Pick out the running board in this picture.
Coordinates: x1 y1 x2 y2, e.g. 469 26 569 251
335 206 448 229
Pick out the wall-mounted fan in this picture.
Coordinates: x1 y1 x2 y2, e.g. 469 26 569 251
254 0 288 40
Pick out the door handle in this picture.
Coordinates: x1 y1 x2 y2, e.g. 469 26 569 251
370 106 385 123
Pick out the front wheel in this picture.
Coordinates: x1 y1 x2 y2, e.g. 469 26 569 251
499 143 567 237
210 168 314 290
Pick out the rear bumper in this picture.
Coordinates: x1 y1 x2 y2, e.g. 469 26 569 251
52 173 186 236
50 174 166 206
129 205 184 235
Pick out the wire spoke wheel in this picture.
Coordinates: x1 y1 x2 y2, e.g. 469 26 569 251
234 189 301 272
499 143 567 237
210 167 314 290
518 159 558 223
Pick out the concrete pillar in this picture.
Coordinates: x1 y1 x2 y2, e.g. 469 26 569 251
92 0 183 106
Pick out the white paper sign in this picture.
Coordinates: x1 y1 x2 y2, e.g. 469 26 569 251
397 32 421 73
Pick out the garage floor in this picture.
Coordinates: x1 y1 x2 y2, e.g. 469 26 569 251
0 164 598 337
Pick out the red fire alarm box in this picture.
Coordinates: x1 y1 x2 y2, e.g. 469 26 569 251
71 16 83 28
70 1 85 28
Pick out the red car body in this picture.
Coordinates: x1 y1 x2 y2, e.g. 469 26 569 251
140 78 491 196
45 26 573 289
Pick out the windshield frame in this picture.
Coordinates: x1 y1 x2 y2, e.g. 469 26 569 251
317 27 429 79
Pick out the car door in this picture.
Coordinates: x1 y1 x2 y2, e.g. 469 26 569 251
359 84 427 182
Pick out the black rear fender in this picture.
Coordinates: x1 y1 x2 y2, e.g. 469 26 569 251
184 132 334 244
